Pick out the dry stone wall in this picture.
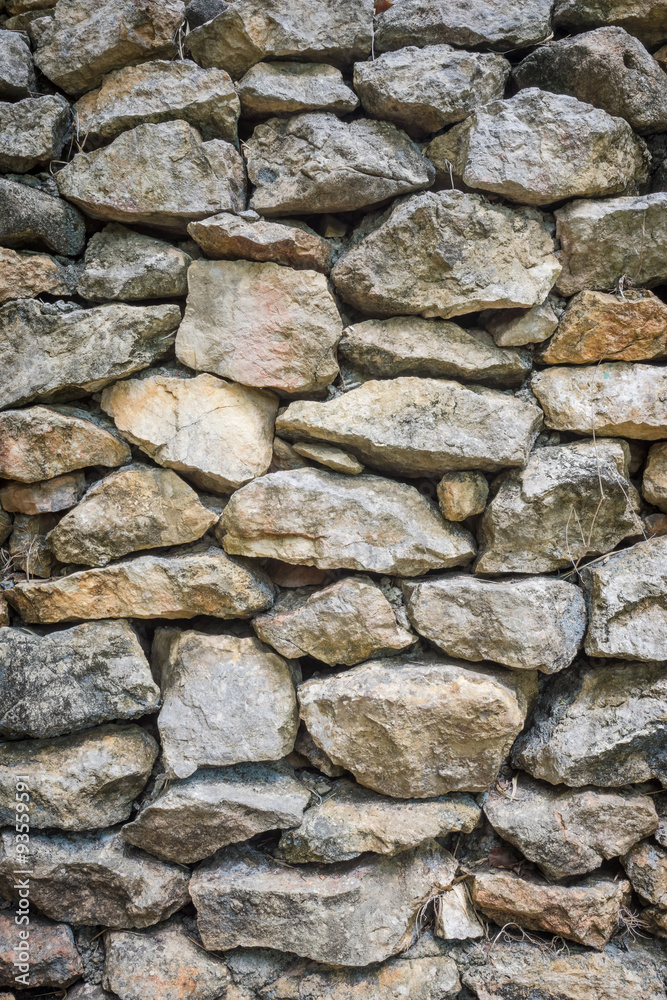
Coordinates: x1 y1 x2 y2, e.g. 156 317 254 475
2 0 667 997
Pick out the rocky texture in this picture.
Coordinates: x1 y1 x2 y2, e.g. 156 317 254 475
644 442 667 510
100 372 277 493
187 213 331 272
622 839 667 906
237 61 359 118
475 439 642 574
155 630 298 778
8 511 58 578
298 656 536 797
553 0 667 47
0 910 82 989
0 29 36 100
0 247 75 304
0 470 86 514
176 260 341 392
5 546 274 623
0 724 157 829
0 619 159 739
48 465 217 566
0 299 179 410
219 469 476 575
0 173 86 256
353 45 510 137
436 471 489 521
74 59 239 146
292 441 364 474
512 659 667 786
374 0 553 51
402 575 587 674
57 121 245 231
330 190 561 319
122 763 311 863
77 224 191 301
0 95 71 173
488 778 658 880
485 298 561 347
252 577 413 665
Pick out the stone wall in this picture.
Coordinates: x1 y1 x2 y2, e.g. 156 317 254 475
1 0 667 997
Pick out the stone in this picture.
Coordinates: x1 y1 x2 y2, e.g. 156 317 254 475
434 886 485 941
0 619 160 739
48 465 217 567
0 95 71 173
74 59 239 146
484 776 658 880
475 439 642 574
553 0 667 51
645 442 667 511
436 472 488 521
532 362 667 439
220 468 476 575
0 247 75 304
0 910 82 990
331 190 560 319
471 870 630 949
292 442 364 474
245 113 434 216
176 260 341 393
292 723 346 777
77 224 191 301
337 316 532 387
0 29 36 100
0 827 190 929
57 121 245 232
513 659 667 786
279 779 480 863
0 724 157 829
484 299 560 347
403 575 587 674
68 985 115 1000
237 61 359 118
187 213 331 273
100 373 277 494
429 88 648 206
353 45 510 137
270 436 309 473
622 840 667 906
252 576 414 665
8 511 57 578
0 471 86 514
276 378 542 477
0 299 179 410
189 840 455 965
299 656 536 797
33 0 185 95
0 405 130 483
0 173 86 256
186 0 373 79
155 630 299 779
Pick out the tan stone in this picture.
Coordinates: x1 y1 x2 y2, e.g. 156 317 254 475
237 61 359 118
644 442 667 512
0 248 74 304
292 441 364 474
187 213 331 272
437 471 488 521
270 436 309 472
484 299 560 347
0 472 86 515
0 598 8 628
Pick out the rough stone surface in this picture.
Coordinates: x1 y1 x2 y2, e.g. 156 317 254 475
101 372 277 494
330 190 561 319
0 619 159 739
220 469 476 576
0 724 157 830
292 441 364 474
8 510 58 578
0 173 86 256
0 247 75 304
553 0 667 47
484 298 560 347
238 61 359 118
436 471 489 521
298 656 536 797
0 95 71 173
77 224 191 301
245 113 434 216
0 470 86 514
402 574 587 674
622 839 667 906
0 910 82 989
176 260 341 393
0 29 36 100
187 213 331 273
644 442 667 511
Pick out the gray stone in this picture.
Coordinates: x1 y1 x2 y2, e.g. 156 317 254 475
402 574 587 674
484 298 560 347
553 0 667 47
436 471 489 521
187 212 331 273
622 839 667 907
77 224 191 301
0 172 86 255
644 442 667 511
292 724 346 778
0 29 36 100
0 95 71 173
0 471 87 515
0 619 160 739
238 61 359 118
0 910 82 990
246 112 434 216
0 724 158 830
8 510 57 578
67 984 115 1000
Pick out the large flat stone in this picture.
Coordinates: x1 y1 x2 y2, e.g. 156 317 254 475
0 29 36 100
0 470 86 514
237 61 359 117
554 0 667 46
0 173 86 256
0 910 82 990
77 224 191 301
0 95 72 173
187 213 331 273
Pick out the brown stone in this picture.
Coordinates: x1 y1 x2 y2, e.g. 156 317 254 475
291 442 364 474
0 472 86 515
0 910 82 990
188 212 331 272
622 839 667 907
436 471 489 521
9 512 58 578
644 442 667 512
0 247 74 304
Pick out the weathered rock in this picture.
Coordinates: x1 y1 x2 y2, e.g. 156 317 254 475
553 0 667 47
484 776 659 880
436 472 489 521
0 827 190 929
0 619 159 739
176 259 341 393
471 870 629 949
190 840 455 965
0 247 75 304
0 724 157 829
187 213 331 273
0 910 82 990
645 442 667 511
67 984 115 1000
187 0 373 79
77 224 191 301
475 439 642 574
122 763 311 863
33 0 185 95
0 29 36 100
293 723 346 777
484 298 561 347
246 113 434 216
0 471 86 514
8 511 58 578
299 656 536 797
512 659 667 786
515 28 667 135
0 299 179 410
292 441 363 474
155 630 298 779
338 316 532 387
57 121 245 231
430 88 648 205
238 61 359 118
0 95 71 173
100 372 277 494
74 59 239 146
0 173 86 255
276 378 541 477
354 45 510 137
623 840 667 907
0 405 130 483
331 190 560 319
375 0 552 51
220 468 476 575
253 576 413 666
403 575 586 674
